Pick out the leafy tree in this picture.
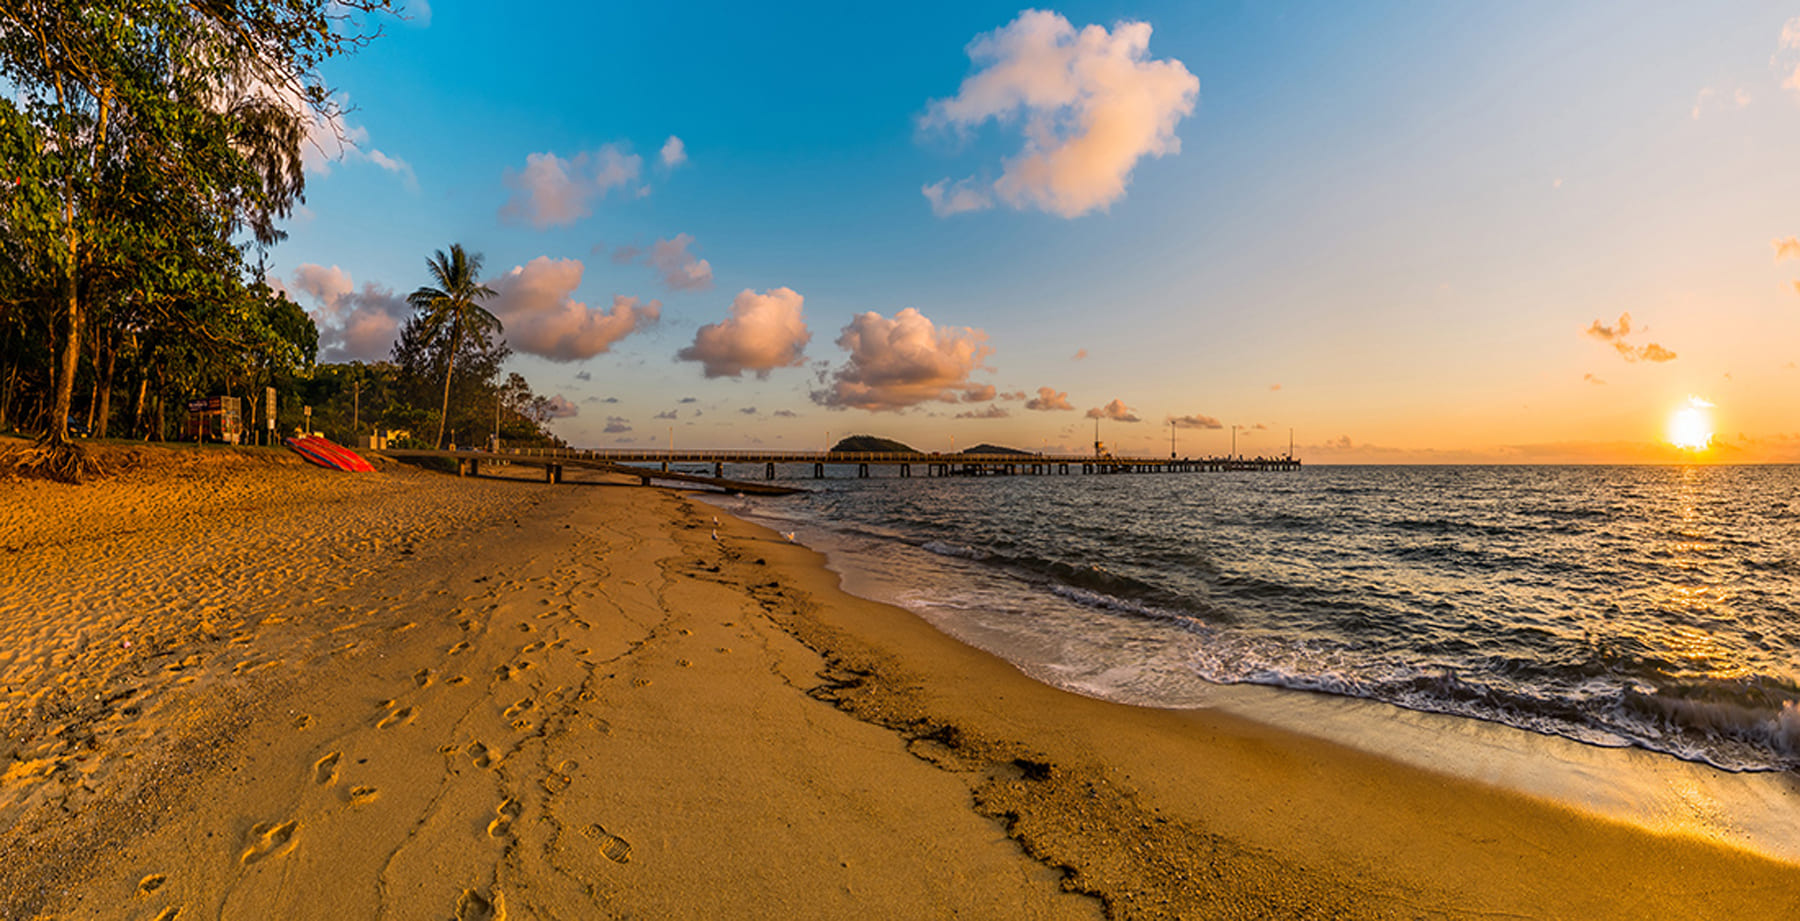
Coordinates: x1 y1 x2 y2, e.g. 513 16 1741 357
0 0 393 478
406 245 502 449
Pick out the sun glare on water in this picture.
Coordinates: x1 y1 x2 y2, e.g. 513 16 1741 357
1668 396 1714 451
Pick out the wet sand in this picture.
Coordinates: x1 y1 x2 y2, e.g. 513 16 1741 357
2 450 1797 919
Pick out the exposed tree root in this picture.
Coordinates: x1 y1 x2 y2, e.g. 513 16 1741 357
0 440 103 484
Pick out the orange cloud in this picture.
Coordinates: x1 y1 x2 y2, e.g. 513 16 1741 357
1584 312 1632 341
1168 413 1221 430
1775 237 1800 261
812 308 994 411
677 287 810 379
920 10 1198 218
488 257 660 362
955 404 1010 420
1584 312 1675 363
1025 386 1074 411
1086 399 1140 422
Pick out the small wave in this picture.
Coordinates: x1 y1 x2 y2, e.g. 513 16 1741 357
1183 634 1800 772
1047 584 1191 623
922 540 991 561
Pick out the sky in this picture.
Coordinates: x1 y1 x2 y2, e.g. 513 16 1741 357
269 1 1800 462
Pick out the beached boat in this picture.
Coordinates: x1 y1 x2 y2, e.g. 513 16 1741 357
284 435 375 472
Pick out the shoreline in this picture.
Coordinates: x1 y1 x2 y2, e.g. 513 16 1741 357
3 459 1797 918
710 485 1800 865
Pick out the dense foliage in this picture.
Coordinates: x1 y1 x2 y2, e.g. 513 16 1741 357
0 2 564 476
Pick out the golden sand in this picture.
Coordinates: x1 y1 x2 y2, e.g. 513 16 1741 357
1 451 1796 919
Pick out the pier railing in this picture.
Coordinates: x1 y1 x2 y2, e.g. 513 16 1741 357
456 446 1301 478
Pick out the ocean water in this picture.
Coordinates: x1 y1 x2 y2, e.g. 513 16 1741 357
712 464 1800 774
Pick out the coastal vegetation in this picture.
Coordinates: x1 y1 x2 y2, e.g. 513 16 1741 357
0 1 561 479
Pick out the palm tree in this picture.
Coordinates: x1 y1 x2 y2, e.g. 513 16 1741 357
408 244 501 449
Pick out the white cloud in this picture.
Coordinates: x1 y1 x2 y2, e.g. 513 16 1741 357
661 135 687 168
499 145 643 229
812 308 994 411
922 177 993 216
646 234 713 291
289 263 410 362
487 257 661 362
239 79 413 190
677 287 811 379
920 10 1198 218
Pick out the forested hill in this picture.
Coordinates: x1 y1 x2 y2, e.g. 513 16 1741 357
830 435 918 453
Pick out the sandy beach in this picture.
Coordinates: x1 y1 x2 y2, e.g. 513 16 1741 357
2 450 1797 920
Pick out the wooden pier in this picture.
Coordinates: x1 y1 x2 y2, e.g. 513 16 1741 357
413 447 1302 482
376 449 806 495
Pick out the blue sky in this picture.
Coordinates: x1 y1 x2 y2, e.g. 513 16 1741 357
273 1 1800 461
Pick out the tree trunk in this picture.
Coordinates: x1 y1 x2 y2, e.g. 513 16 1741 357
133 375 148 440
48 240 80 446
84 330 102 434
435 316 464 450
95 334 117 439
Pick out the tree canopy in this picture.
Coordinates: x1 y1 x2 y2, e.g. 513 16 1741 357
0 3 571 477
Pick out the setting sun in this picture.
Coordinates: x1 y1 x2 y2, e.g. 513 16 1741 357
1668 396 1715 451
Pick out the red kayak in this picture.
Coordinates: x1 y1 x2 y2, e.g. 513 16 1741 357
284 435 375 472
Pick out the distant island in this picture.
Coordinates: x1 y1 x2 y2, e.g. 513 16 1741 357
831 435 918 453
828 435 1035 455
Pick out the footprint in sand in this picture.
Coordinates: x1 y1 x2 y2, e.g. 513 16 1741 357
466 741 496 770
348 785 379 805
137 873 166 895
487 798 522 838
448 641 470 655
502 698 535 719
153 907 183 921
313 752 341 786
414 668 433 687
455 888 503 921
541 773 571 794
582 823 632 863
292 714 313 730
240 820 299 865
449 675 468 686
376 706 416 729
